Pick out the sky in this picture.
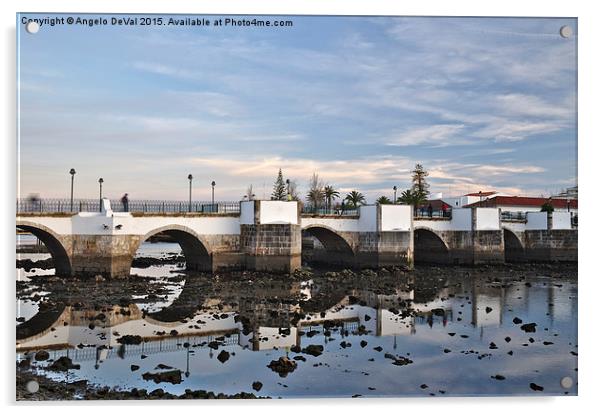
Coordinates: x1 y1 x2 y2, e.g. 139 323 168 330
17 14 577 202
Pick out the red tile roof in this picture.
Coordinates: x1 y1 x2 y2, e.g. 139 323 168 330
464 191 497 197
419 199 452 209
465 196 578 209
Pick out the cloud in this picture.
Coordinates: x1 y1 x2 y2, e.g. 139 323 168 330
386 124 465 146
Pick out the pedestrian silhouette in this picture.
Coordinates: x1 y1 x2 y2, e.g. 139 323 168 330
121 193 129 212
427 203 433 217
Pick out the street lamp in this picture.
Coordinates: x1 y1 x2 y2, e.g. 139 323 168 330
286 179 290 198
211 181 216 211
188 174 193 212
98 178 104 212
69 168 76 212
393 186 397 204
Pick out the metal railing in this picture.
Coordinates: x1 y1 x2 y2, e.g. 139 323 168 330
415 209 451 218
16 198 240 214
501 211 527 221
301 206 359 216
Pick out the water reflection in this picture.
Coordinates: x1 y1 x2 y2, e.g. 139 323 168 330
16 265 578 398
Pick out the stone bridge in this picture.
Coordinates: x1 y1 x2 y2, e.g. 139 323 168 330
16 199 576 278
414 209 577 264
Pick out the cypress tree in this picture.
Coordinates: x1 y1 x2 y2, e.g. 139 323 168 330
271 169 287 200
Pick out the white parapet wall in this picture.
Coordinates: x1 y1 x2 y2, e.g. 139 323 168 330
258 200 299 225
358 205 377 232
380 205 412 232
240 200 255 225
474 208 500 231
551 211 572 230
301 216 360 232
525 212 548 230
414 208 471 231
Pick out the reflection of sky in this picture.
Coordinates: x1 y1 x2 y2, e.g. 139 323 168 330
18 272 578 397
18 15 577 202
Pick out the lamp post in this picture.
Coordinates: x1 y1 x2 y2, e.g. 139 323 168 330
286 179 290 197
98 178 104 212
187 174 193 212
393 186 397 204
69 168 76 212
211 181 216 211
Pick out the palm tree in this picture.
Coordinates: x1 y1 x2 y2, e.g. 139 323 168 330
323 185 340 211
398 189 427 215
306 188 325 211
345 190 366 208
376 196 391 205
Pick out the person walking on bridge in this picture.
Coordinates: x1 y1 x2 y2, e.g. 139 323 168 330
427 203 433 218
121 193 129 212
442 202 449 217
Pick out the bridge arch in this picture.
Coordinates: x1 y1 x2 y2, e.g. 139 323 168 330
413 227 450 264
16 220 72 276
302 224 355 267
136 224 213 272
503 227 525 262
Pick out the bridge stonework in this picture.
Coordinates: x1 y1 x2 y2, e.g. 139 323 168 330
16 201 576 278
241 224 301 272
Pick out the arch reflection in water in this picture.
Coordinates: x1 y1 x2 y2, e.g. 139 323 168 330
17 269 577 398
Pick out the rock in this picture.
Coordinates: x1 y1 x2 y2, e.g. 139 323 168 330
217 350 230 363
290 345 301 353
448 333 456 336
443 348 451 353
293 355 306 362
521 323 537 333
302 344 324 357
117 335 143 345
155 364 173 370
208 341 220 350
131 365 140 371
529 382 544 391
505 336 511 343
267 357 297 377
485 307 493 314
489 342 498 350
512 317 523 324
391 356 413 366
340 341 351 349
543 341 554 345
491 375 506 380
420 384 428 389
142 370 183 384
360 340 368 348
373 346 383 352
252 381 263 392
34 350 50 361
48 356 80 371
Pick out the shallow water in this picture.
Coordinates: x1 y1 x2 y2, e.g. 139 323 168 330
16 242 578 399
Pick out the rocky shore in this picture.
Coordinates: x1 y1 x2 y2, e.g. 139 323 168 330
16 367 262 400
